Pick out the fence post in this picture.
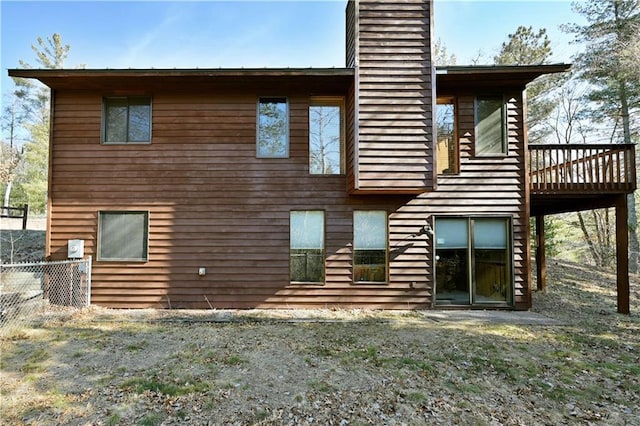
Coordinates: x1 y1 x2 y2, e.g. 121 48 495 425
22 204 29 230
86 256 92 306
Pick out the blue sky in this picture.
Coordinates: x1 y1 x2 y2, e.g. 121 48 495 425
1 0 581 106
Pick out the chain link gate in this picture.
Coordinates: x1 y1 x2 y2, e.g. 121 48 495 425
0 257 91 335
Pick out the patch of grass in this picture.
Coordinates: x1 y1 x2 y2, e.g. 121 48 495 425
406 391 427 402
219 381 237 390
222 354 247 366
22 347 49 373
346 345 394 367
363 345 377 359
493 363 520 382
254 409 269 421
454 381 483 395
125 339 148 352
308 379 336 393
5 330 29 341
24 374 39 383
106 412 121 426
397 357 433 375
622 362 640 375
335 335 358 346
137 412 163 426
96 374 116 387
121 375 209 396
311 345 335 357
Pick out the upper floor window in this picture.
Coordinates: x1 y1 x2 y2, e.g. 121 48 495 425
436 97 458 174
290 210 325 283
309 98 344 174
103 97 151 143
98 211 149 262
257 97 289 158
353 211 387 283
475 96 506 156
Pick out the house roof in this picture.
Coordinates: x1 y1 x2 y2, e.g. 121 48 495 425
435 64 571 91
7 68 356 93
8 64 570 93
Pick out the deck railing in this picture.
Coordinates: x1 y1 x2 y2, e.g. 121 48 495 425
529 144 636 194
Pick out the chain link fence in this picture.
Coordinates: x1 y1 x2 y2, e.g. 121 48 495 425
0 257 91 336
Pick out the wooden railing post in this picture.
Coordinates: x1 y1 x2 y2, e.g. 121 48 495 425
22 204 29 230
535 215 546 292
615 195 630 314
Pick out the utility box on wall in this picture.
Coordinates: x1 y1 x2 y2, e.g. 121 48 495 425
67 239 85 259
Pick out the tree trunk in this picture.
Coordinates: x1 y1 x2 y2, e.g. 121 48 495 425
3 180 12 215
578 212 600 266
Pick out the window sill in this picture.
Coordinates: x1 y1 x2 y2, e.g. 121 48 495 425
352 281 388 286
474 153 509 158
96 259 148 263
102 141 152 145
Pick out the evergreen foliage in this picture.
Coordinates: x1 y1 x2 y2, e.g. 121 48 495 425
563 0 639 271
493 26 558 143
3 33 70 214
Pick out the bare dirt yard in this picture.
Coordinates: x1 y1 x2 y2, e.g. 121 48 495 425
1 229 639 425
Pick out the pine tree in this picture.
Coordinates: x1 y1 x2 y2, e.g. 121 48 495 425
433 38 457 66
493 26 551 66
9 33 70 214
493 26 558 143
563 0 640 272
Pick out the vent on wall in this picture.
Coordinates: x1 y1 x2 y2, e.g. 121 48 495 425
67 239 85 259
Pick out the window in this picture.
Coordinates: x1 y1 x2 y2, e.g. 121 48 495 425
435 217 511 305
353 211 387 283
434 218 469 302
309 98 344 174
290 211 325 283
473 219 510 302
103 97 151 143
257 97 289 158
436 98 458 174
98 211 149 261
475 96 506 155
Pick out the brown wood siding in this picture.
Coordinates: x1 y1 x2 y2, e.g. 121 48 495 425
404 93 530 309
351 0 434 193
346 83 357 194
345 0 357 68
48 88 432 309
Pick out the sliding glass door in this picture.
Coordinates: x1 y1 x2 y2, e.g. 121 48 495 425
435 217 512 305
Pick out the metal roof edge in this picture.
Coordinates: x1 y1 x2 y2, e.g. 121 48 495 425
435 63 571 74
8 67 356 79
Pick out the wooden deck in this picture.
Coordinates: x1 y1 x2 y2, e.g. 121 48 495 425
529 143 636 216
529 143 636 314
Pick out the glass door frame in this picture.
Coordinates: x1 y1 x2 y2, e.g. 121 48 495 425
433 216 514 307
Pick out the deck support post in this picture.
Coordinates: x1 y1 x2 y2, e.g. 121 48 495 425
535 215 546 292
615 195 630 314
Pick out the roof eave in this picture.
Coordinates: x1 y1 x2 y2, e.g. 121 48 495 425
435 63 571 91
